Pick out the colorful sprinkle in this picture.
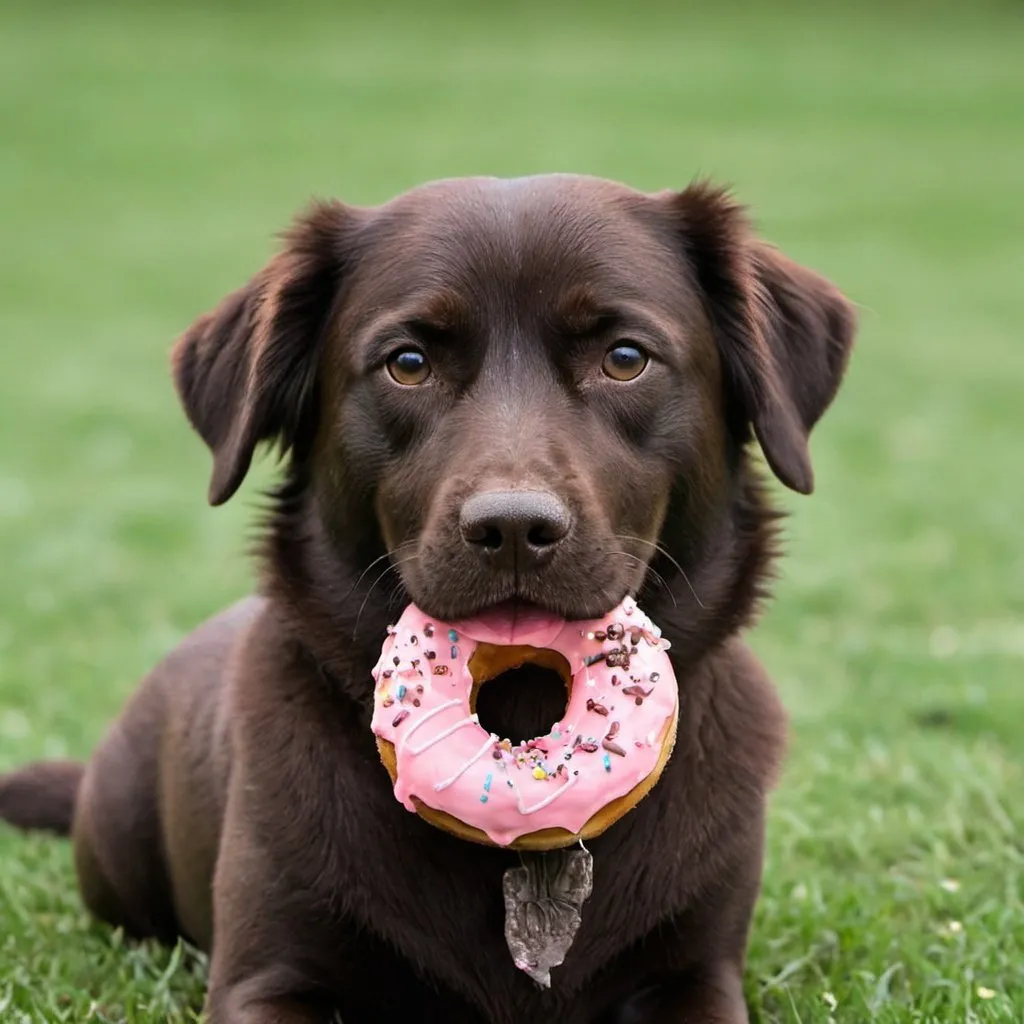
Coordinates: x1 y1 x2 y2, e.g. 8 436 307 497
484 773 493 792
532 766 547 780
396 684 407 700
603 754 612 771
382 696 394 708
450 645 459 659
448 629 458 643
479 794 489 803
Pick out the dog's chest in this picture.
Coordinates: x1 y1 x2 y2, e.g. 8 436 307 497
338 761 679 1022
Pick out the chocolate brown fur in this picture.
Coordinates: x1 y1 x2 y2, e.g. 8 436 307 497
0 174 856 1023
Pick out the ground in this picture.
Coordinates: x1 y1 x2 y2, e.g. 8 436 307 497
1 1 1022 1021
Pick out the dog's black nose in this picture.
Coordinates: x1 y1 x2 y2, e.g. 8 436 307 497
460 490 571 569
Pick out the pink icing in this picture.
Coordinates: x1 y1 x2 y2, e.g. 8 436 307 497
370 598 677 847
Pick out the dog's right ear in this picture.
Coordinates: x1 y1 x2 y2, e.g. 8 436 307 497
170 200 361 506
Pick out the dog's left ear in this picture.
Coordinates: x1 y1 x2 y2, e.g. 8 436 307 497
170 200 361 506
669 183 858 494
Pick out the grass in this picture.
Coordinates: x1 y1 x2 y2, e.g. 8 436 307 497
1 0 1022 1020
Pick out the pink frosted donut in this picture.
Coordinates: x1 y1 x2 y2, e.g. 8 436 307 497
370 598 677 849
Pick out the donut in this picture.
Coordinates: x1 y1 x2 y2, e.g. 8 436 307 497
370 597 677 850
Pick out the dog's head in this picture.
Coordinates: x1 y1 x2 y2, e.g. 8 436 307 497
171 174 855 666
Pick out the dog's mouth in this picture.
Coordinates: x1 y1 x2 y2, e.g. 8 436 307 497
449 600 566 647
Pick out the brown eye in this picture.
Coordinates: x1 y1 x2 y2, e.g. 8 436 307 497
386 348 430 386
602 343 648 382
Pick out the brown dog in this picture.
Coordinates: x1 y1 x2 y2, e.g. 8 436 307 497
0 174 856 1023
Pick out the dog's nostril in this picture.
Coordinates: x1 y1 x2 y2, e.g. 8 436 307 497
479 525 503 550
527 519 565 549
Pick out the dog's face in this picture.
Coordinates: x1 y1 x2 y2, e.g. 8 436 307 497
172 174 856 630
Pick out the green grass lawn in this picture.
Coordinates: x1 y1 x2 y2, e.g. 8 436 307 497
1 1 1022 1020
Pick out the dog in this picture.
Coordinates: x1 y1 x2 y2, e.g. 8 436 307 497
0 173 856 1022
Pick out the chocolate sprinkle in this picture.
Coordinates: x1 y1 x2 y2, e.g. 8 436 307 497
601 739 626 757
433 665 449 675
604 648 631 669
392 710 410 727
606 720 620 739
586 699 609 716
392 656 401 666
423 623 435 638
425 650 436 660
606 623 625 641
409 635 418 645
578 741 599 753
584 652 607 667
622 684 653 699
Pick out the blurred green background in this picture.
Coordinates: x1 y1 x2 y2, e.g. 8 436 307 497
1 1 1022 1020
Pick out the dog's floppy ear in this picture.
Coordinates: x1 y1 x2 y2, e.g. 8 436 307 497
170 200 359 506
670 183 857 494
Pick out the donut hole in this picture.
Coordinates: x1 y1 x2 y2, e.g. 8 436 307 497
469 644 571 746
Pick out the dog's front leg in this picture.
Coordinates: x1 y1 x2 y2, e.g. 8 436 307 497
614 962 748 1024
203 807 343 1024
205 980 336 1024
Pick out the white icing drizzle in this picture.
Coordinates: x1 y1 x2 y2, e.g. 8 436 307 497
398 698 461 754
513 771 581 815
433 734 497 792
406 711 481 756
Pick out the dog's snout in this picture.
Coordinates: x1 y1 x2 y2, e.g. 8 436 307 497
459 490 571 569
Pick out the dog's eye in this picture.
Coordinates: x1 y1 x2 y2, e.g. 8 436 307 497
386 348 431 386
602 343 648 382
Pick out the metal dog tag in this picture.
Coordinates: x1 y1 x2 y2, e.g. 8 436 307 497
502 847 594 988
